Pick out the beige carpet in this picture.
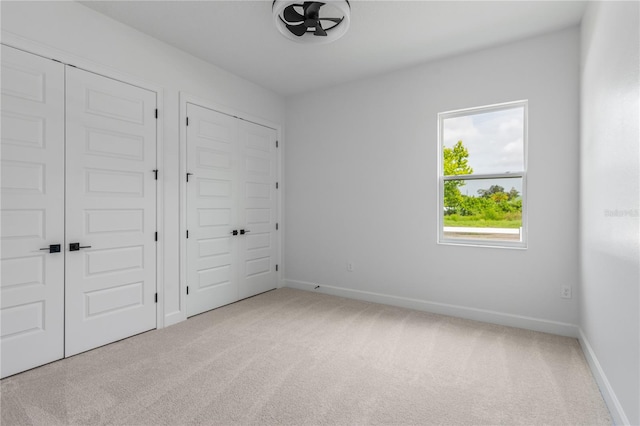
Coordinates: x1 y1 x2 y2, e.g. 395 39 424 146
1 288 610 425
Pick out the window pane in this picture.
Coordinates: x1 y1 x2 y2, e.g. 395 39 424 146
442 106 524 175
443 177 523 243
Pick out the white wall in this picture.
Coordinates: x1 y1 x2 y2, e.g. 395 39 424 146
1 1 285 325
580 2 640 424
285 28 581 335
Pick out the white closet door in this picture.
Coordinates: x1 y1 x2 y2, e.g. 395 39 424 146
238 121 278 299
186 103 239 317
0 45 65 378
64 67 157 356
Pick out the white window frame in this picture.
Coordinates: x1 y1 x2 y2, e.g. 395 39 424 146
437 100 528 249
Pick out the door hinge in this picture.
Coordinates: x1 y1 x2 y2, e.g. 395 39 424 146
155 232 158 241
186 117 189 126
155 293 158 303
186 286 189 295
155 109 158 119
153 169 158 180
186 230 189 239
276 182 279 189
276 140 279 148
275 264 279 272
276 223 279 230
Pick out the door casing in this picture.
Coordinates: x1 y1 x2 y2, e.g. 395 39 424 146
179 93 284 324
1 42 165 377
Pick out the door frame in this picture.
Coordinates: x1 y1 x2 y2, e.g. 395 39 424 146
1 35 166 329
178 92 284 325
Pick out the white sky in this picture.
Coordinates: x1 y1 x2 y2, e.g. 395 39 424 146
442 106 524 196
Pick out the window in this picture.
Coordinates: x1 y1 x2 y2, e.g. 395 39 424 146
438 100 527 248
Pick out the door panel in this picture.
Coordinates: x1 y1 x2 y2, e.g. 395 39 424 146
186 103 239 317
238 121 278 299
64 67 156 356
0 45 65 378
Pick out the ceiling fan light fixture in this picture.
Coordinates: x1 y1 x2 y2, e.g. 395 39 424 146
273 0 351 44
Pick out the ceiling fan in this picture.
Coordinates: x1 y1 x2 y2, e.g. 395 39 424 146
272 0 351 44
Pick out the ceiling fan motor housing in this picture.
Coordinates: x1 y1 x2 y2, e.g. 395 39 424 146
273 0 351 44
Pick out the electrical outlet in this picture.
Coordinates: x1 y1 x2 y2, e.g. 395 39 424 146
561 285 572 299
347 262 354 272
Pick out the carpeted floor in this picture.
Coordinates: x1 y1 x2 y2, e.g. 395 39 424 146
1 288 611 425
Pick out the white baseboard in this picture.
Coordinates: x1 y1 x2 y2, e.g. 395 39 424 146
578 329 630 426
164 311 186 328
284 279 579 337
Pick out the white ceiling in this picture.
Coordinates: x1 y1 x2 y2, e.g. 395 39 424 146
80 0 587 97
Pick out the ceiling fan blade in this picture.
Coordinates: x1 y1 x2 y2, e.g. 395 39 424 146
319 17 343 23
303 2 324 18
314 20 327 36
283 4 305 22
285 22 309 37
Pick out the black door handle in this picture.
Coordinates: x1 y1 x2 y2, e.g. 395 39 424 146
230 230 238 236
240 229 250 235
69 243 92 251
40 244 61 253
